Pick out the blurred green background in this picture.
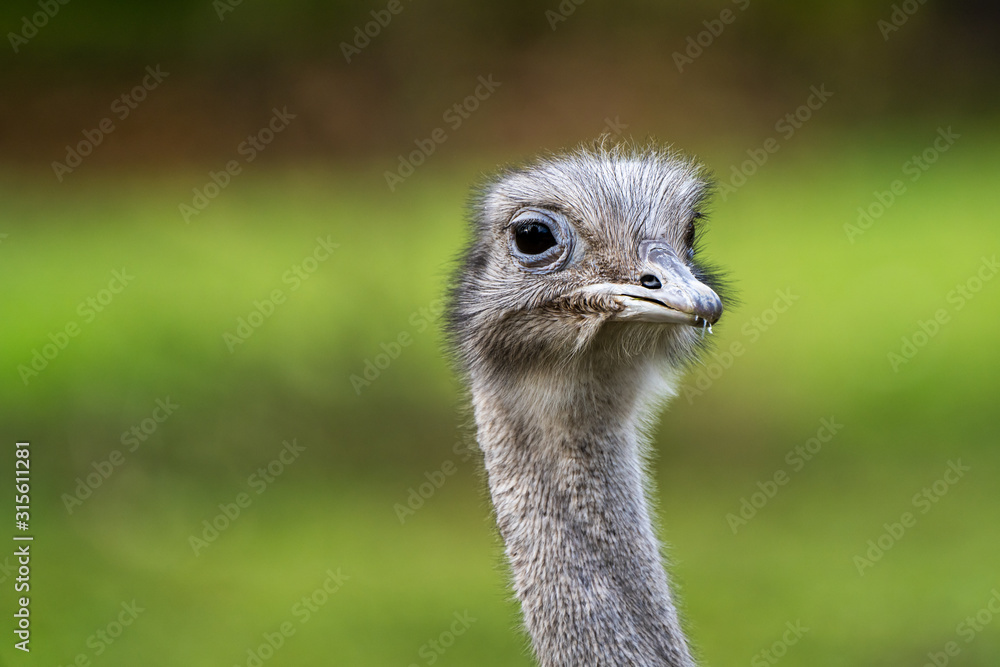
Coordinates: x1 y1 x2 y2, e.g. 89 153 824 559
1 1 999 665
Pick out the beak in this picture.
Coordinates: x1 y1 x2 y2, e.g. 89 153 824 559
575 240 722 327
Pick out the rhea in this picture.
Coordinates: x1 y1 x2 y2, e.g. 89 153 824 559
445 142 727 666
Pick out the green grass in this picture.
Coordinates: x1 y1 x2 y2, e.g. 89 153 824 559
1 128 999 665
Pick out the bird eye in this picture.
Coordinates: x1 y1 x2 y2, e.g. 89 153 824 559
514 221 557 255
508 208 574 274
684 217 699 259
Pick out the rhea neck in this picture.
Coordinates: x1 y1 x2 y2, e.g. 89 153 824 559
471 354 695 667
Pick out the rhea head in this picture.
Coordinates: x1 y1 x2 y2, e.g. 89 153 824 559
447 141 727 395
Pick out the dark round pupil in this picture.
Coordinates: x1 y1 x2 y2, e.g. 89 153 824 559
514 221 557 255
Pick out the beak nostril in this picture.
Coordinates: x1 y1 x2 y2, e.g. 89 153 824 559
639 274 662 290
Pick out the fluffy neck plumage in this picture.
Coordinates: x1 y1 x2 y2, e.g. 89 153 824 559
471 361 695 667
